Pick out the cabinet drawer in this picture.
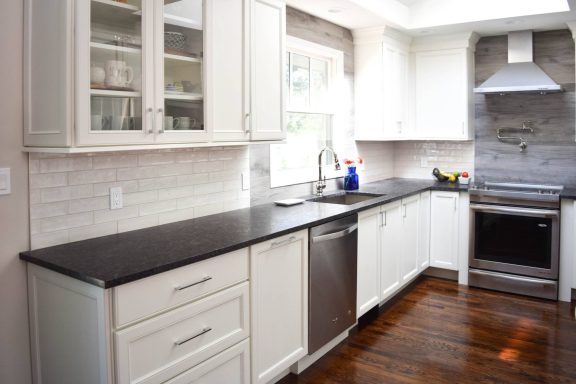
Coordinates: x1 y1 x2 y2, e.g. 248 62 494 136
114 282 249 384
163 339 250 384
113 248 249 328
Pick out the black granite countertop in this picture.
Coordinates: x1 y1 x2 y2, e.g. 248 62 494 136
20 178 468 288
561 186 576 199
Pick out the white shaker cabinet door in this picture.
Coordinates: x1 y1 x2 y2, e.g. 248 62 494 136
250 229 308 384
249 0 286 141
418 191 431 271
208 0 250 142
163 340 250 384
430 191 460 270
400 194 420 283
357 206 382 318
414 49 468 140
380 201 402 301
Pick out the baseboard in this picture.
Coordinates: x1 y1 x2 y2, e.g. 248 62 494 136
290 328 352 375
423 267 459 281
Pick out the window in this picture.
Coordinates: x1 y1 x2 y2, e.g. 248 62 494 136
270 37 344 188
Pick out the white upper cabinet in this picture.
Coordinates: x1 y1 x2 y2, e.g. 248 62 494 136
413 48 472 140
354 28 411 141
354 29 478 141
211 0 286 142
24 0 286 150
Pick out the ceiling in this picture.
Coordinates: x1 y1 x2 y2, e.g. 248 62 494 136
285 0 576 36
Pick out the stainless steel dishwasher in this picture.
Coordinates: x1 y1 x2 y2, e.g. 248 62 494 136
309 214 357 354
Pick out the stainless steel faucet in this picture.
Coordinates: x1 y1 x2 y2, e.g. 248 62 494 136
315 147 341 196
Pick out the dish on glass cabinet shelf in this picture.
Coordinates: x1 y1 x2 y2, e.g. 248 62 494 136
91 83 135 92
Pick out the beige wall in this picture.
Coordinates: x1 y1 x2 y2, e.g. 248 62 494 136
0 0 32 383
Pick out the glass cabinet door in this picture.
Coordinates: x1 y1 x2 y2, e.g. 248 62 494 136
88 0 147 138
159 0 206 140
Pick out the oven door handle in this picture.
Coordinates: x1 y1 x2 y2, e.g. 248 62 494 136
470 204 559 218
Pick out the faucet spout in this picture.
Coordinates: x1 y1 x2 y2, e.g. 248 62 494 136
316 147 341 196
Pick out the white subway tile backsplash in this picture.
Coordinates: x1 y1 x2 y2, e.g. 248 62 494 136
69 169 116 186
158 208 195 225
175 150 209 163
158 186 195 200
69 222 117 242
138 200 177 216
194 181 223 196
29 146 249 248
138 176 178 191
123 190 158 206
40 157 92 173
31 230 70 249
40 185 93 203
30 173 68 189
93 155 138 169
31 213 94 235
118 215 159 233
30 202 69 219
69 196 109 213
93 180 139 197
138 152 175 166
94 206 139 224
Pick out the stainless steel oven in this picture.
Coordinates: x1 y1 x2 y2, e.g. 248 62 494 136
468 182 562 300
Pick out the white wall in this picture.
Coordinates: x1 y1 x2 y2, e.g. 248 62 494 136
0 0 32 383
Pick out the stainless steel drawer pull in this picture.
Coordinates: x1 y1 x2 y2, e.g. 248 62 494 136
271 236 297 248
174 327 212 346
174 276 212 291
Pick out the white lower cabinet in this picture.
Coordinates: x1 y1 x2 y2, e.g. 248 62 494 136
27 248 251 384
430 191 460 270
250 230 309 384
357 192 427 318
114 283 250 384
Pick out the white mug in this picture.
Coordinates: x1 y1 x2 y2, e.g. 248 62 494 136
178 117 197 130
164 116 180 130
105 60 134 88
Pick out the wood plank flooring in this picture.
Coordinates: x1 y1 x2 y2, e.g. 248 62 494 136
279 277 576 384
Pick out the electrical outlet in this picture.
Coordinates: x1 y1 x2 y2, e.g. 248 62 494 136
110 187 123 210
0 168 10 195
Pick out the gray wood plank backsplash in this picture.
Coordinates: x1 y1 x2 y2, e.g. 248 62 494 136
474 30 576 186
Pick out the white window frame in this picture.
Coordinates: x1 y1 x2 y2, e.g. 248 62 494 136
270 36 345 188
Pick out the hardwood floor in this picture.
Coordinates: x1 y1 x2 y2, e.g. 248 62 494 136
279 277 576 384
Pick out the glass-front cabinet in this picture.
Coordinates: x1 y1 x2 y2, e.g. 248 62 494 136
75 0 206 146
157 0 206 142
24 0 285 149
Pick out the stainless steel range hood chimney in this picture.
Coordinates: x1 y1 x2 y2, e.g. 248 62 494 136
474 31 563 95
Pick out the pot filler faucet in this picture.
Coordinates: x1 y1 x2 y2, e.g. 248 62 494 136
316 147 341 196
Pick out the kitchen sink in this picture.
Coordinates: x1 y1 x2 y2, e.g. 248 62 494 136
308 192 385 205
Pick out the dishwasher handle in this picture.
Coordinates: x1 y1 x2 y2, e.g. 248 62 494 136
311 223 358 243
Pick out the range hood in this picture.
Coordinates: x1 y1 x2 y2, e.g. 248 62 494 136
474 31 563 94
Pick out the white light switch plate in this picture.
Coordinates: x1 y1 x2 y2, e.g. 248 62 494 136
0 168 11 195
